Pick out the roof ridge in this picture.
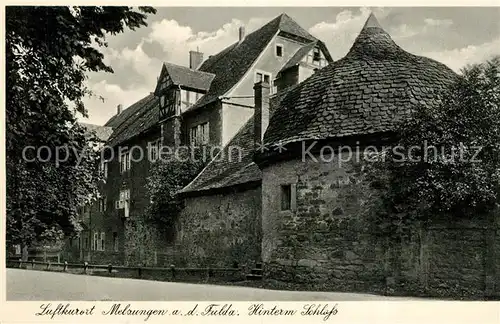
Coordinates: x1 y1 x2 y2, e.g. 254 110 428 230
346 12 402 59
362 12 382 29
164 61 215 75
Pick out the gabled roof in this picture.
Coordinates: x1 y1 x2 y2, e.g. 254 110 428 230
262 13 458 150
186 13 318 113
155 63 215 93
101 13 319 148
105 94 159 147
80 122 113 142
279 42 317 73
278 40 334 75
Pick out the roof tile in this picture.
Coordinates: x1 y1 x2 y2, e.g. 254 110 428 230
263 15 458 149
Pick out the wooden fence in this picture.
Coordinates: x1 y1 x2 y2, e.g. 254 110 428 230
7 258 245 283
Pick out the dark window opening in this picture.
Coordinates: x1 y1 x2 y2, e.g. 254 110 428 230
313 48 321 62
276 45 283 57
281 184 292 210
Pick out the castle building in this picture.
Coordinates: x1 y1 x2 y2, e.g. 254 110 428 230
66 13 500 298
67 13 334 266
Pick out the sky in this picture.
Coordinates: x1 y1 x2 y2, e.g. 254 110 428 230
81 7 500 125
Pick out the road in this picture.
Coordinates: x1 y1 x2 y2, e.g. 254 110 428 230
7 269 417 301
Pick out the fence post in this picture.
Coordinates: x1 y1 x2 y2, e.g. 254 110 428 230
137 267 142 278
170 264 176 280
31 259 35 269
83 261 88 274
63 261 68 272
18 258 22 269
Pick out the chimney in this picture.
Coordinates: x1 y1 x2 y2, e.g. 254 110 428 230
189 50 204 70
239 26 245 42
117 104 123 115
254 81 270 149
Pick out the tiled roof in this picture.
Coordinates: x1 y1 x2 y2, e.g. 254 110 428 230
104 94 152 129
105 94 159 147
80 123 113 142
186 13 318 113
180 116 260 194
180 87 295 194
278 41 317 74
163 62 215 91
278 40 334 75
263 13 458 149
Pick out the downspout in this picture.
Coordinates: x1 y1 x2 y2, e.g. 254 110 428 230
177 84 183 146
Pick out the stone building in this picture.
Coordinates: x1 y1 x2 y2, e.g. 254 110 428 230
65 13 334 266
64 12 500 298
179 13 500 297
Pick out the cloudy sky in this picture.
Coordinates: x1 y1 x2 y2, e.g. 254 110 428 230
81 7 500 125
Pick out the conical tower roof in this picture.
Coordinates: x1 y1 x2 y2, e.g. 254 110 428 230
262 13 458 150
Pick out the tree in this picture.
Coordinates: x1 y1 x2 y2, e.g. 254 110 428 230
145 148 209 231
6 6 157 257
365 56 500 240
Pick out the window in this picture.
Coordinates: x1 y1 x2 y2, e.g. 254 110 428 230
276 44 283 57
256 72 263 83
190 122 209 145
116 189 130 209
148 139 161 162
256 72 271 84
160 95 165 107
99 161 108 178
93 232 98 251
255 71 273 93
98 197 107 212
100 232 105 251
312 48 321 65
281 184 297 211
120 150 131 173
113 232 119 252
84 237 89 250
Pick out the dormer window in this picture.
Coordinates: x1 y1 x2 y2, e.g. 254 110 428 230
276 44 283 57
159 88 178 120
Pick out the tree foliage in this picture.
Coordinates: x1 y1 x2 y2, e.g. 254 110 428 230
145 148 210 229
365 56 500 239
6 6 156 249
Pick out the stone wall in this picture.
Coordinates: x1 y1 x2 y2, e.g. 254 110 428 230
261 151 500 298
177 186 262 271
262 152 387 293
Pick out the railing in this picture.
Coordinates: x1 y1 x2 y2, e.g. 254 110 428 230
6 258 245 283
